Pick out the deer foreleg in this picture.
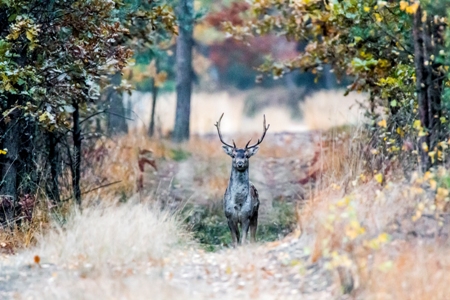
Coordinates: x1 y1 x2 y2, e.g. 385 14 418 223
227 219 240 247
249 212 258 243
241 218 251 244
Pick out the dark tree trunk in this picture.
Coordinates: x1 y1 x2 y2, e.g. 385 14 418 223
413 6 431 171
173 0 194 142
0 106 20 224
72 101 82 207
107 72 128 135
148 78 159 137
413 6 444 171
47 131 60 203
18 117 38 196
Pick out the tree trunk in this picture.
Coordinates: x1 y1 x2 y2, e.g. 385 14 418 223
107 72 128 135
18 117 38 196
172 0 194 142
148 78 159 137
47 131 60 203
0 107 20 224
413 6 444 171
413 6 430 171
72 101 82 207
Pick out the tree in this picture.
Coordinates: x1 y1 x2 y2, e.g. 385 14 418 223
226 0 450 172
106 0 177 137
0 0 176 221
173 0 194 142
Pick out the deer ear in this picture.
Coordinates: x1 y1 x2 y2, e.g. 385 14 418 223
222 145 234 156
247 146 259 157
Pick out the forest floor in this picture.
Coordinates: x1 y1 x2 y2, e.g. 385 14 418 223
1 129 450 299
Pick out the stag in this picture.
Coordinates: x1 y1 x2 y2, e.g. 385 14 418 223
215 113 269 247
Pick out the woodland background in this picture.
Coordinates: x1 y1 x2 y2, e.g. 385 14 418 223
1 0 450 299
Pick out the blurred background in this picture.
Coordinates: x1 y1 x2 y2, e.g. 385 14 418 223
121 0 365 137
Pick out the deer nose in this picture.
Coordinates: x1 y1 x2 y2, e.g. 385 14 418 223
237 162 244 167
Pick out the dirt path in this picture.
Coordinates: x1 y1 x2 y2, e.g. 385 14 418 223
0 233 341 299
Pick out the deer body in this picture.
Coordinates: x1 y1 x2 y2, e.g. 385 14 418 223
223 158 259 245
215 114 269 247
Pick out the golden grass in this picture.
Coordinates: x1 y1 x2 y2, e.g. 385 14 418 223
299 90 365 130
19 202 189 267
128 89 308 135
130 88 365 135
293 126 450 299
360 241 450 300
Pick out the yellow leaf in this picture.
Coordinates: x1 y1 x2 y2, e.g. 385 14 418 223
428 151 436 164
374 13 383 22
423 171 432 181
364 6 370 12
399 1 408 11
430 179 437 190
374 173 383 184
438 150 443 161
377 232 390 243
406 2 420 14
413 119 422 129
331 183 341 190
422 142 429 152
336 197 350 207
377 119 387 128
437 187 449 198
26 29 34 42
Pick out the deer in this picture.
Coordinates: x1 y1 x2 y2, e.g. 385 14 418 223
214 113 269 247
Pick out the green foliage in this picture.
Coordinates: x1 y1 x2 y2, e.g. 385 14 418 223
170 148 191 161
0 0 176 132
184 201 296 251
226 0 450 170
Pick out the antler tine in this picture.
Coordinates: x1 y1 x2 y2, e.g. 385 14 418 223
214 113 235 148
245 138 252 149
246 114 270 149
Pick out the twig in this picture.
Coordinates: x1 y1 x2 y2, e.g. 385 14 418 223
60 180 122 203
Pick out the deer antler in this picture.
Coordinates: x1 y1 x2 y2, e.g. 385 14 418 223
215 113 236 148
245 115 270 149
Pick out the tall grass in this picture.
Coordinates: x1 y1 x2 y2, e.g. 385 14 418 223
20 202 190 267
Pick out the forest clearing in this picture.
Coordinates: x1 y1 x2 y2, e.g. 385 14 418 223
2 0 450 299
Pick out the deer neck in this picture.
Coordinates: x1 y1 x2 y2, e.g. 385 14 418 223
229 167 250 202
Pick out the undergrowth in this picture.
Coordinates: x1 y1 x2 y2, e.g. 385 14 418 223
183 200 296 251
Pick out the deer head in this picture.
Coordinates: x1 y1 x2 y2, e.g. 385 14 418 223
215 113 270 172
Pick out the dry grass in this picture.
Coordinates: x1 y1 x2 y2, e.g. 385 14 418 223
293 126 450 299
8 201 193 300
20 202 189 267
299 90 365 130
128 89 308 135
360 240 450 300
130 88 366 135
